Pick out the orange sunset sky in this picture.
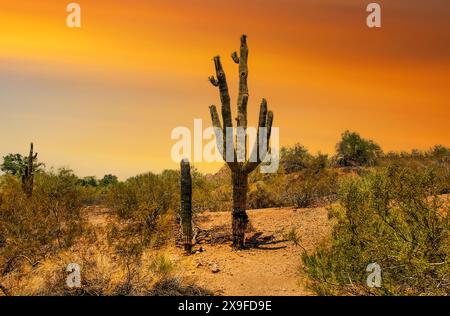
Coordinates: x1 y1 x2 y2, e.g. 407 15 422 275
0 0 449 179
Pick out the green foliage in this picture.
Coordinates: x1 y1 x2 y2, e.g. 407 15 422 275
428 145 450 162
379 146 450 195
335 131 382 167
106 172 176 220
284 227 301 247
1 154 25 175
99 174 118 187
79 176 99 187
280 144 311 173
1 153 43 176
302 166 449 295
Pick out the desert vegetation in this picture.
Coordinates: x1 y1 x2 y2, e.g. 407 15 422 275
0 32 448 295
302 165 449 295
1 130 448 296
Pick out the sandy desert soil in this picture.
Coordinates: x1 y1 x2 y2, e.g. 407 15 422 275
81 204 333 296
168 206 332 296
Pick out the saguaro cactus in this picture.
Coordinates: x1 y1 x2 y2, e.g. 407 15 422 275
180 159 193 253
22 142 37 197
208 35 274 249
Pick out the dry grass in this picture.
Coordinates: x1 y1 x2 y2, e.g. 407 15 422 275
0 207 211 296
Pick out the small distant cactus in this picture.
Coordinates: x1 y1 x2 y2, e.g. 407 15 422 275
180 159 193 253
22 142 37 197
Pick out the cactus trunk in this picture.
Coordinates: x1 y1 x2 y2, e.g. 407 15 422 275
180 159 193 253
232 172 248 249
22 142 36 198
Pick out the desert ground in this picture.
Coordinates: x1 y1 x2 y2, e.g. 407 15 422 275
86 205 332 296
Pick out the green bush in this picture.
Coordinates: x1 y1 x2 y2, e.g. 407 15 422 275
106 172 176 220
99 174 119 187
302 165 449 295
1 153 44 176
280 144 330 175
280 144 311 173
105 172 178 258
334 131 382 167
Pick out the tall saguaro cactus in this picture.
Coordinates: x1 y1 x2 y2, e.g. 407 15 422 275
180 159 193 253
208 35 274 249
22 142 38 198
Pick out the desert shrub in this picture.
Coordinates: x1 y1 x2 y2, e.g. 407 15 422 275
334 130 382 167
79 176 99 187
105 172 177 263
428 145 450 163
99 174 119 187
205 185 232 212
106 172 176 220
280 144 330 175
435 164 450 194
282 169 339 208
302 165 449 295
247 181 279 209
1 153 44 176
379 146 450 195
308 152 329 175
149 254 175 276
191 166 232 212
192 169 218 212
283 178 316 208
283 227 301 247
280 144 312 173
0 169 87 275
381 145 450 166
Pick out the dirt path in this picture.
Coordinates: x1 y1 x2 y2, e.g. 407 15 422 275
171 206 332 296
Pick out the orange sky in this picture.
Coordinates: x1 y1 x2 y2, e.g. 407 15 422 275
1 0 449 179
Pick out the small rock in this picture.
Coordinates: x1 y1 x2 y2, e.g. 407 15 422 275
211 264 220 273
194 247 205 254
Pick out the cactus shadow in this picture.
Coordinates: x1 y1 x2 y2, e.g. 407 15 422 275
244 232 288 250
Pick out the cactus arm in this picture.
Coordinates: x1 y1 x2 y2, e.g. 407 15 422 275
244 99 273 174
209 105 239 172
259 110 274 163
210 55 238 169
208 76 219 87
212 56 233 130
231 51 239 63
209 104 224 159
